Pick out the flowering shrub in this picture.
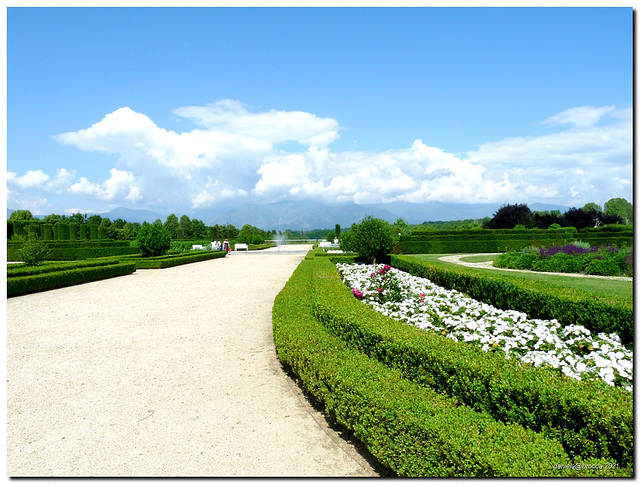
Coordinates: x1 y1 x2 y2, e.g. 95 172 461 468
338 263 632 391
495 243 632 277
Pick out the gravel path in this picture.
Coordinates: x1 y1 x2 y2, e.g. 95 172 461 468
7 246 377 477
438 254 633 281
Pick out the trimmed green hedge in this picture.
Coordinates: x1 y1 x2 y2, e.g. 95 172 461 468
7 259 125 277
395 228 633 254
133 250 227 268
7 261 136 297
390 255 633 347
7 240 140 261
272 257 630 476
311 258 632 468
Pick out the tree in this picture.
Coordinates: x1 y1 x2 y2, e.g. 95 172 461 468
88 215 103 226
582 202 603 213
347 215 395 263
334 224 341 238
68 212 87 225
123 222 140 240
533 210 566 229
9 210 33 221
164 214 180 239
191 219 208 239
136 222 171 257
180 215 193 239
392 218 411 237
604 198 633 225
487 203 534 229
563 207 599 229
42 214 62 224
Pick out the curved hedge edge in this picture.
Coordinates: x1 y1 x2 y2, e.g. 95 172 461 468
311 258 632 468
272 260 631 477
7 262 136 297
390 255 633 347
134 250 227 269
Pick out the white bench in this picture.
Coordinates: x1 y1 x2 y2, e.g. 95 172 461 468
234 243 249 253
191 244 205 250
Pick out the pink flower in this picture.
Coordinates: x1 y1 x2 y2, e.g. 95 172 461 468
377 287 383 293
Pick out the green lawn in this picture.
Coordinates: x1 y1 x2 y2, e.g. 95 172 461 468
407 254 633 303
458 254 498 263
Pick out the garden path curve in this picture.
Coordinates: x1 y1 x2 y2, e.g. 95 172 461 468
438 253 632 281
7 245 378 477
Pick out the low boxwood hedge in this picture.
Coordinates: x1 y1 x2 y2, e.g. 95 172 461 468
272 257 630 477
390 255 633 347
7 261 136 297
7 259 123 277
133 250 227 269
310 258 632 468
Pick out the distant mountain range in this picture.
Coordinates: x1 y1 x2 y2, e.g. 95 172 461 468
8 201 571 230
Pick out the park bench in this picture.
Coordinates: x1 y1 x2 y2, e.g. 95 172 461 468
191 244 205 250
234 243 249 252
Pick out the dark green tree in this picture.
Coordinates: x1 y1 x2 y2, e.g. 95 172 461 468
179 215 193 239
487 203 534 229
164 214 180 239
348 215 395 263
604 198 633 225
9 210 33 221
191 219 208 239
136 222 171 257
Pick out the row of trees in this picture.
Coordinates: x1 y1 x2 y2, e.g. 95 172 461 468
484 198 633 230
8 210 268 244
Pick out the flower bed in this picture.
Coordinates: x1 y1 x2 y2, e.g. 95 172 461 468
494 243 633 277
337 263 632 392
274 258 631 476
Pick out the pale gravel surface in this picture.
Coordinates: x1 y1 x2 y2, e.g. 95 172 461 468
439 253 633 281
7 245 378 477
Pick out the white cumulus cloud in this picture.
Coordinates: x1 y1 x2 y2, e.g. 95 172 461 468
8 102 629 215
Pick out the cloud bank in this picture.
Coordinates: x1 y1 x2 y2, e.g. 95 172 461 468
8 102 632 215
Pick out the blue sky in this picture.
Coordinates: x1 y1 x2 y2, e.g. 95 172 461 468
6 6 633 216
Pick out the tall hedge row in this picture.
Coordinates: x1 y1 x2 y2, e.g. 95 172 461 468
396 228 633 254
272 257 631 476
7 240 140 261
389 255 633 346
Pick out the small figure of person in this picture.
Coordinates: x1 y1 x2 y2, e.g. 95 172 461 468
223 239 230 251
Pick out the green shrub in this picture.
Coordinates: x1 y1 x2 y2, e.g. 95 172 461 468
18 240 51 266
348 215 395 263
585 258 622 276
136 222 171 257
